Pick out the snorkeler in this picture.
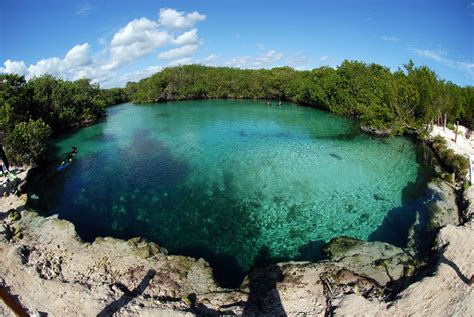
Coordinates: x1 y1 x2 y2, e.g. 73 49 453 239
62 147 78 164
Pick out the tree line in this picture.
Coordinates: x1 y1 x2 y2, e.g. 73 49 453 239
0 74 128 164
1 60 472 165
127 61 473 134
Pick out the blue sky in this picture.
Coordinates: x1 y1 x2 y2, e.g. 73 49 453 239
0 0 473 87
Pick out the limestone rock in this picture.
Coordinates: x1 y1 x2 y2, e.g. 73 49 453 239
323 237 419 286
463 186 474 221
426 179 460 230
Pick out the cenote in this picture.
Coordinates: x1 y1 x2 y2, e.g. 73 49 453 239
29 99 435 288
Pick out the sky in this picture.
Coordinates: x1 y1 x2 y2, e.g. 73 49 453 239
0 0 473 88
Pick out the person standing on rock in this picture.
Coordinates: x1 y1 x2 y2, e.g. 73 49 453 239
0 143 10 174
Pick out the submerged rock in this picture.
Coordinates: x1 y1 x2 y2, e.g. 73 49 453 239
361 125 393 137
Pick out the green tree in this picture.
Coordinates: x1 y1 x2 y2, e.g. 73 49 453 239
5 119 52 165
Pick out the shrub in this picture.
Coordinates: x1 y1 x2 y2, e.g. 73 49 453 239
5 118 52 165
430 135 468 180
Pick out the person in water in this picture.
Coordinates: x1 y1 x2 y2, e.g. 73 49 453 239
62 147 78 164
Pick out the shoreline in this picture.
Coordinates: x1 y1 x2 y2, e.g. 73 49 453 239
1 127 473 315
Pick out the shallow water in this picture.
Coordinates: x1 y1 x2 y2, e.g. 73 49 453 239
29 100 434 287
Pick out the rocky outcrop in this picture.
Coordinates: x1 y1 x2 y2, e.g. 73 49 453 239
332 222 474 316
323 237 420 287
426 179 460 230
0 204 428 316
463 186 474 221
1 166 472 316
0 209 220 316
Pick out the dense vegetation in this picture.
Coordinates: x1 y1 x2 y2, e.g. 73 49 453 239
128 61 474 134
431 135 469 180
1 60 472 166
0 74 128 165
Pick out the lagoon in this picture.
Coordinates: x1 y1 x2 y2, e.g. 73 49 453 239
29 100 433 287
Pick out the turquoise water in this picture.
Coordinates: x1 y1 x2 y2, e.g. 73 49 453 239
30 100 433 287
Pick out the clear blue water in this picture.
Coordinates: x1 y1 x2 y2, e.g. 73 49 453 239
29 100 433 287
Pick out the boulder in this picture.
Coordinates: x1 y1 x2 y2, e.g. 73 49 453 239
323 237 420 286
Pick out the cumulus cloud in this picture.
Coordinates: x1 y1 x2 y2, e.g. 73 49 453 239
26 43 93 78
103 18 171 70
102 9 205 71
65 43 92 67
1 8 208 87
226 50 283 68
172 29 200 46
159 8 206 29
0 42 102 83
0 60 27 76
27 57 66 78
414 48 474 78
158 44 199 60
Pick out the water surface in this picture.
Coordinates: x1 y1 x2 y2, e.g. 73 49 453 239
29 100 433 287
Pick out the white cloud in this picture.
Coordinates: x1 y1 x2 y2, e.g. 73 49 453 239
111 18 162 47
75 3 94 16
256 43 265 50
380 36 399 42
286 53 311 66
226 50 284 68
168 58 192 66
414 48 474 78
65 43 92 67
0 60 27 76
202 54 220 65
104 18 171 70
320 56 328 61
25 42 94 78
158 44 199 60
28 57 68 78
172 29 200 46
101 65 163 88
2 8 207 87
159 8 206 29
103 11 205 71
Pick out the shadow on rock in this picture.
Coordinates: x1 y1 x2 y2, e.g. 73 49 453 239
439 252 470 285
174 245 246 289
97 269 156 317
242 248 287 317
295 239 327 262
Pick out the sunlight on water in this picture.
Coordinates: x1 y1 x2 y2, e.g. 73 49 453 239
30 100 433 286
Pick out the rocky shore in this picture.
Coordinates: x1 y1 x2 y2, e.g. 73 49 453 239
1 128 473 316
